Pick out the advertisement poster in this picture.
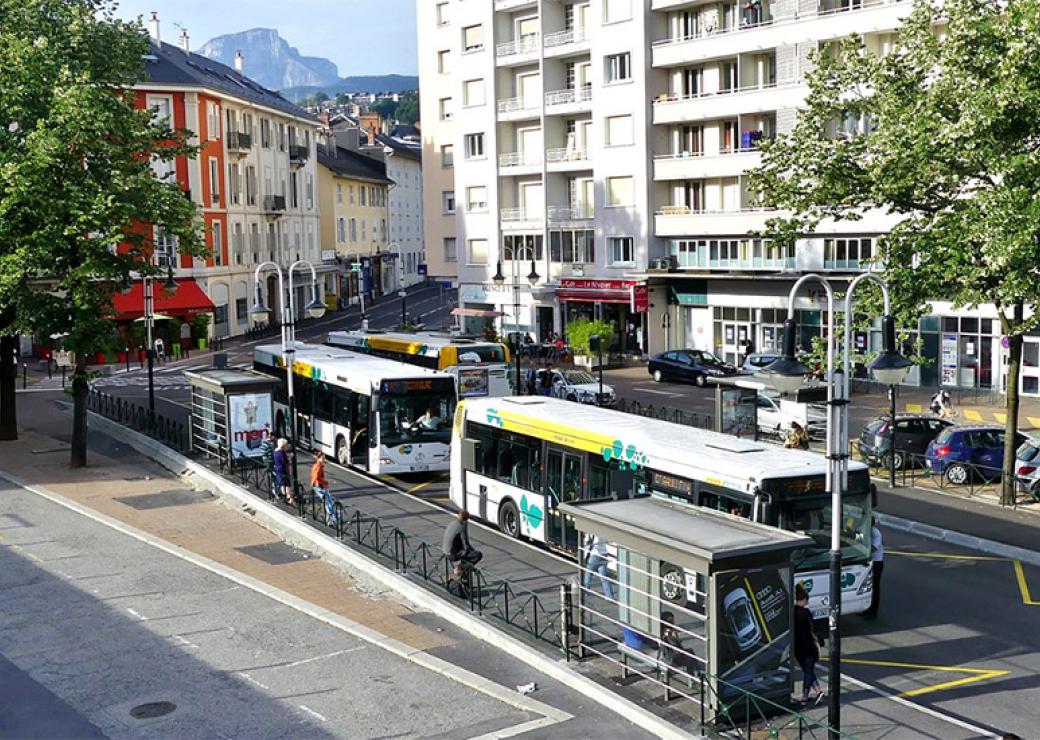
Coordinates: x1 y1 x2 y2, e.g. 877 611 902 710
715 565 792 706
719 387 757 439
229 393 273 458
458 368 490 398
941 333 958 386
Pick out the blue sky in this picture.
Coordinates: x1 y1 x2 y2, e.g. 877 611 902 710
114 0 418 76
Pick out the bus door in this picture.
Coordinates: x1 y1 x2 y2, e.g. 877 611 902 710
350 393 371 466
545 446 583 553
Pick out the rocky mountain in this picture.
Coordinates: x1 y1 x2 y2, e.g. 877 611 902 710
197 28 340 90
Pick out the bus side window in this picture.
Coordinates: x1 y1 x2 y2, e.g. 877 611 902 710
333 388 351 428
469 424 497 477
314 381 335 420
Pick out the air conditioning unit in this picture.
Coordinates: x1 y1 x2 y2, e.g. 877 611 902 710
649 257 678 272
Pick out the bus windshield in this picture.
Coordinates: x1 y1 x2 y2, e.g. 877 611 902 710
456 345 506 364
378 387 456 447
780 492 871 571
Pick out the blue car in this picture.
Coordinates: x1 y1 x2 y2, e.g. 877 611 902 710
924 425 1027 484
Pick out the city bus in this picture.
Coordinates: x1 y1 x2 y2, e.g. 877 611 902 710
450 396 874 618
254 342 457 474
326 330 511 398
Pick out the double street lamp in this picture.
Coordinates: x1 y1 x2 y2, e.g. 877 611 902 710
250 260 326 502
492 257 540 395
143 264 178 424
763 273 910 738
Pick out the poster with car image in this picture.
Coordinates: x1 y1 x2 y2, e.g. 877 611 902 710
714 565 792 705
458 368 490 398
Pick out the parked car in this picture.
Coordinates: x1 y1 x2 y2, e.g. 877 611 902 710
741 352 780 374
858 414 952 469
755 392 825 438
924 425 1029 484
542 369 616 406
648 349 739 386
1015 438 1040 501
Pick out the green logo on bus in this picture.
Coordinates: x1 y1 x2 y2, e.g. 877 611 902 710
486 409 504 428
841 571 855 589
601 439 648 471
520 494 543 530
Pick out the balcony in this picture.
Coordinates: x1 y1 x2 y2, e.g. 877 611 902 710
651 0 699 9
263 195 287 215
652 83 801 124
227 131 252 153
500 207 543 229
547 204 593 223
494 0 537 10
545 147 590 172
288 144 309 165
544 87 592 115
543 28 590 57
653 148 763 180
496 35 540 65
497 96 541 121
654 206 774 237
498 151 542 173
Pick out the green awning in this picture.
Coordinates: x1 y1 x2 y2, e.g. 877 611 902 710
669 279 708 306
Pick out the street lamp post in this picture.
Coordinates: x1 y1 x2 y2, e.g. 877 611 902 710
250 260 327 504
493 256 540 395
346 251 366 322
143 265 178 426
764 273 910 738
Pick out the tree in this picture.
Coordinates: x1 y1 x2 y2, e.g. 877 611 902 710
749 0 1040 504
396 91 420 126
335 93 350 106
370 97 398 121
313 91 329 104
0 0 205 465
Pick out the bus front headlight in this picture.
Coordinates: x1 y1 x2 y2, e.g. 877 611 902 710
857 569 873 595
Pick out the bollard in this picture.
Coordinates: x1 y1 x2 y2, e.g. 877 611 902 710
61 366 66 388
22 363 27 389
124 348 130 373
560 583 572 661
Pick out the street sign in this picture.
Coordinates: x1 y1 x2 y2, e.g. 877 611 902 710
418 264 428 276
398 290 407 297
350 262 362 272
54 350 73 368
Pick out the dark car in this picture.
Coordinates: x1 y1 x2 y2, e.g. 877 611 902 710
924 425 1029 484
858 414 952 469
648 349 738 387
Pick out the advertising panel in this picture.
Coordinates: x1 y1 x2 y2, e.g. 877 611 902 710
715 565 792 705
458 368 490 398
229 393 273 458
718 387 757 439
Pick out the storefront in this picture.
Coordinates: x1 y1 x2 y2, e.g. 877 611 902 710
458 282 539 339
557 278 649 355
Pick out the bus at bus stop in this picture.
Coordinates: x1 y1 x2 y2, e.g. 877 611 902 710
450 396 874 619
254 342 456 474
326 330 511 398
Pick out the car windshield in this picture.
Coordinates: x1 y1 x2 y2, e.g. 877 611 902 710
865 418 887 434
750 355 778 368
1018 442 1039 462
728 599 753 631
934 427 954 445
695 351 722 365
564 371 596 385
377 389 456 447
780 492 872 571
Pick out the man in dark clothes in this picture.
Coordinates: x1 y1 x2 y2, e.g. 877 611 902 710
443 509 482 576
794 584 824 704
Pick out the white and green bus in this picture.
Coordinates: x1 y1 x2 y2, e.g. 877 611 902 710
254 342 457 474
450 396 874 618
326 330 512 398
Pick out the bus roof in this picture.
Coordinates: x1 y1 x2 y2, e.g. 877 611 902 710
255 342 453 394
326 330 504 358
459 396 867 494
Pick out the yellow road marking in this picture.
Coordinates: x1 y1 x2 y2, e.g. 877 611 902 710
407 481 434 494
744 577 773 643
905 403 922 413
889 550 1039 607
1027 416 1040 429
838 657 1009 698
962 409 983 422
994 412 1007 424
25 552 42 562
1013 560 1040 605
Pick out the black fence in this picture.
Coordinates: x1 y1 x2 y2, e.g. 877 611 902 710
87 389 188 452
243 322 280 343
614 398 714 431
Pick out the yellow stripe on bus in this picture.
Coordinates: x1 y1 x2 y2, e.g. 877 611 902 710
491 407 618 456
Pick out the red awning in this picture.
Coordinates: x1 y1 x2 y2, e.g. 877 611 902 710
452 307 503 318
111 278 215 320
556 289 631 304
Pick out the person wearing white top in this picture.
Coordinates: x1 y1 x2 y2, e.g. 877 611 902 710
582 533 614 600
863 518 884 619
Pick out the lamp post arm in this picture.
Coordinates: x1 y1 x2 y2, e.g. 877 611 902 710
289 259 320 310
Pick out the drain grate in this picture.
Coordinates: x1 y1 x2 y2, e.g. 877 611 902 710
115 489 211 510
130 701 176 719
235 542 310 565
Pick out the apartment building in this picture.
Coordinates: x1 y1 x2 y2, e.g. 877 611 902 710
379 136 426 289
130 18 328 338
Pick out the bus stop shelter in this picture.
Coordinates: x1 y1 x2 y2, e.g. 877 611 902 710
559 496 812 725
187 369 279 463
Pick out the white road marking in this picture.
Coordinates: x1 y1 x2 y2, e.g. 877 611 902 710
275 646 365 669
630 386 683 397
172 635 198 649
297 705 327 723
235 671 270 690
126 607 147 621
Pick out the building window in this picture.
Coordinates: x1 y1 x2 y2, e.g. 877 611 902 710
467 238 488 265
236 297 247 323
337 218 346 243
466 185 488 212
441 144 454 168
213 303 228 327
260 118 271 148
147 95 173 125
444 237 457 262
336 183 343 204
154 226 178 268
436 1 449 26
606 176 634 207
605 115 633 146
245 165 257 206
462 24 484 52
360 186 367 206
607 236 634 265
503 234 544 261
212 221 223 266
824 237 875 269
227 164 241 205
604 0 632 23
206 101 220 140
350 218 357 242
439 97 453 121
438 49 451 74
550 230 595 264
463 78 486 107
605 52 632 84
348 184 355 204
208 158 220 204
464 133 485 159
443 191 456 214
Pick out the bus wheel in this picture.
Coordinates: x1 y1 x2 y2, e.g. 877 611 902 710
335 436 349 466
498 499 520 538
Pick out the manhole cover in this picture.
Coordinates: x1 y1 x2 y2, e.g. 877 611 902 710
130 701 177 719
115 489 211 510
235 542 310 565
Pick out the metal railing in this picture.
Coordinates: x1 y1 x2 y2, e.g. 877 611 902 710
288 144 309 162
545 87 592 108
498 151 542 168
545 147 588 163
543 27 588 48
614 398 714 431
263 194 286 212
244 322 280 343
547 205 594 222
496 34 540 58
88 389 188 452
497 96 538 115
500 207 540 222
227 131 252 151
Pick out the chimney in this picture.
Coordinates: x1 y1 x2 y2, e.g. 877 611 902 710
149 11 160 42
179 28 190 53
234 50 244 73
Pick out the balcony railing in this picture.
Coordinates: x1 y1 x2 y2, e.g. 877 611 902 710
548 205 593 221
543 27 588 48
263 195 287 212
498 151 542 168
654 81 786 106
288 144 309 162
500 207 541 222
497 96 539 115
545 86 592 108
545 147 588 163
653 145 765 160
227 131 253 151
496 34 540 58
657 205 772 215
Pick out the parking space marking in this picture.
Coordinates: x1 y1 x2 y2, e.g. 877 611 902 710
1013 560 1040 606
994 412 1007 423
962 409 984 422
889 550 1039 607
630 386 682 397
840 657 1008 698
905 403 923 413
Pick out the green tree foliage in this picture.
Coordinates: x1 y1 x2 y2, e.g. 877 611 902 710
335 93 350 105
566 319 613 355
749 0 1040 503
369 98 398 120
395 91 420 125
0 0 206 465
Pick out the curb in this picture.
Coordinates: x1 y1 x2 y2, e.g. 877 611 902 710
876 512 1040 568
88 412 702 740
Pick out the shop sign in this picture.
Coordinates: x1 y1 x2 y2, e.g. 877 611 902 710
630 284 649 313
560 278 632 291
320 250 337 263
941 333 958 386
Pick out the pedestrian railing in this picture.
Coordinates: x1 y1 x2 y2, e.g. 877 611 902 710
87 389 188 452
243 322 280 343
614 397 714 431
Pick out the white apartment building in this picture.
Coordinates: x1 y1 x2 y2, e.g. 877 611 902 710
379 136 426 288
424 0 661 352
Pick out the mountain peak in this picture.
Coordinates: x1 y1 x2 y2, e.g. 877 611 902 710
197 28 339 90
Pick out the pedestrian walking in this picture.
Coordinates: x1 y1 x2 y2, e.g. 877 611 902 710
794 584 824 704
582 533 614 600
273 438 295 506
538 363 555 397
862 518 884 619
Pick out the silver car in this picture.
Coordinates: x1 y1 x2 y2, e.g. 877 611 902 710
1016 438 1040 501
551 370 616 406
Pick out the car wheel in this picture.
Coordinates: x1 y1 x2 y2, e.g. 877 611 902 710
892 451 906 470
498 499 520 538
661 564 686 604
335 436 349 466
694 373 707 387
653 369 664 383
566 393 577 402
946 464 969 485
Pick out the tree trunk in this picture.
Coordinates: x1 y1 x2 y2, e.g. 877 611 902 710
70 354 88 468
0 335 17 441
1001 304 1024 506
